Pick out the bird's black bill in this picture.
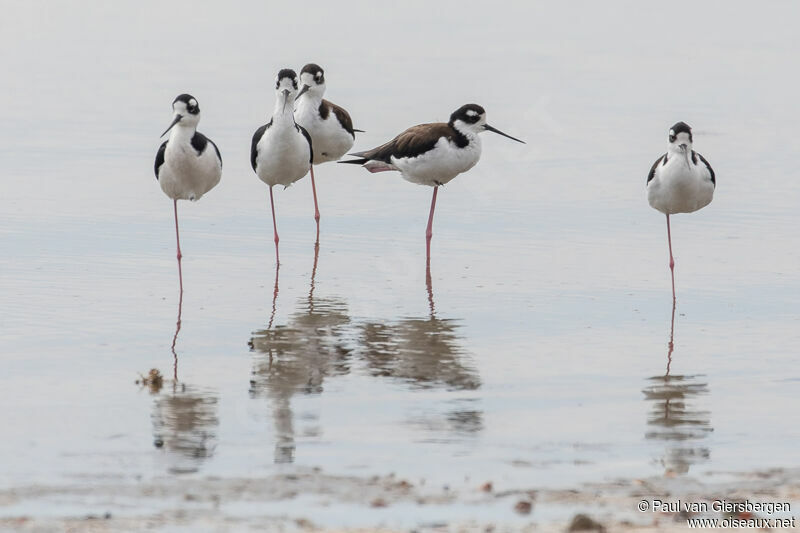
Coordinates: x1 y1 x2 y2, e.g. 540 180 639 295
161 115 182 137
484 124 525 144
282 89 291 112
295 84 310 100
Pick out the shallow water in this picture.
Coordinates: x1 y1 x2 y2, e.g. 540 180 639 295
1 1 799 529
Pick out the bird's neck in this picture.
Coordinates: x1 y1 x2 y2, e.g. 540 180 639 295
169 124 196 143
272 99 296 125
298 92 323 105
667 145 693 166
452 122 480 145
295 92 323 116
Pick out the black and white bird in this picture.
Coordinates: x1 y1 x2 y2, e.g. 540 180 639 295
154 93 222 292
251 69 313 264
294 63 360 225
646 121 715 301
341 104 524 257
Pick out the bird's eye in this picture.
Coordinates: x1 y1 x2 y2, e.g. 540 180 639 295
669 134 676 143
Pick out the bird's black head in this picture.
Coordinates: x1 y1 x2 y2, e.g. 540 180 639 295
275 69 299 90
449 104 486 126
449 103 525 143
162 94 201 137
669 121 693 143
173 93 199 115
300 63 325 85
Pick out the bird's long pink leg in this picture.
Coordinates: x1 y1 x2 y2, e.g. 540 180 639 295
666 214 676 302
269 186 280 265
425 186 438 259
173 199 183 293
310 165 321 223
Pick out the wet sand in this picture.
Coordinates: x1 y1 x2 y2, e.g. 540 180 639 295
3 467 798 532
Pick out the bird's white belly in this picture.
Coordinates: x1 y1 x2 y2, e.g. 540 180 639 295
255 126 311 187
160 143 221 201
296 107 354 164
393 138 481 186
647 159 714 214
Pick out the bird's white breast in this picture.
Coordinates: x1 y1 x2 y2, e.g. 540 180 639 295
647 154 714 214
159 133 221 201
294 100 354 164
393 135 482 186
255 122 311 188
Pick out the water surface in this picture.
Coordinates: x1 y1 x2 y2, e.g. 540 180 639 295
1 1 799 529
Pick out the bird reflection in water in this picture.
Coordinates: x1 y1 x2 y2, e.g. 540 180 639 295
249 241 351 463
150 286 219 474
642 302 712 475
358 260 480 391
359 259 482 437
248 244 482 462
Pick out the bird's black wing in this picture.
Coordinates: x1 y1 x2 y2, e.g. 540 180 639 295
154 140 167 180
296 124 314 164
209 138 222 168
694 151 715 186
647 153 666 185
190 131 208 155
190 132 222 167
345 123 452 165
250 121 271 171
323 99 357 139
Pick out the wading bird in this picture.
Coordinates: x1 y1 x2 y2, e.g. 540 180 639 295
646 121 715 301
251 69 313 264
341 104 524 258
154 94 222 292
294 63 361 226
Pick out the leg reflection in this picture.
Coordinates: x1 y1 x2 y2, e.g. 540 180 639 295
171 287 183 382
426 252 435 319
642 300 712 475
150 284 219 474
248 243 349 463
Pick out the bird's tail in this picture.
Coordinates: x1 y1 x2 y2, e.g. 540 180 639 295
338 155 395 173
338 157 368 165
